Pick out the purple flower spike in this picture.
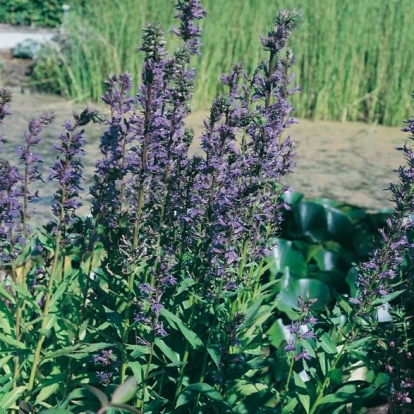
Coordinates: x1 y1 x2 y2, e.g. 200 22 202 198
172 0 207 55
0 89 12 151
50 108 102 226
0 109 54 264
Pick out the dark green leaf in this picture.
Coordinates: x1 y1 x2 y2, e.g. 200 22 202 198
110 376 139 405
277 277 331 318
371 289 405 306
175 383 226 408
85 384 109 407
318 332 337 355
160 308 204 351
268 239 307 281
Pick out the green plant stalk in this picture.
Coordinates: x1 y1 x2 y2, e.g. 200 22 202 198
139 325 156 411
132 84 151 250
308 337 349 414
191 325 215 414
174 295 196 402
120 83 152 382
283 353 296 403
191 275 229 411
13 149 34 380
26 227 63 394
64 244 97 396
27 164 69 394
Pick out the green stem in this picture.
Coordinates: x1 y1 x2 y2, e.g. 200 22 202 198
27 177 67 395
139 329 156 411
27 231 62 393
174 295 196 402
308 338 349 414
64 244 96 395
191 326 214 414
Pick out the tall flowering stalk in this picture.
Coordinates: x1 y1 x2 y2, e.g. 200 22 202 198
0 89 56 392
309 97 414 414
88 1 208 397
354 101 414 413
90 73 135 232
0 88 12 150
0 90 53 270
164 10 303 406
27 108 101 393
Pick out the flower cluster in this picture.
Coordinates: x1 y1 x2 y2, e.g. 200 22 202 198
180 11 302 296
0 105 54 264
50 108 102 227
350 93 414 411
284 295 318 361
352 100 414 308
0 88 12 150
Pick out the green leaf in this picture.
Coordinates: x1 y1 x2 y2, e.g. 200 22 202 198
268 239 307 281
312 247 349 277
281 396 298 414
267 318 289 348
300 339 316 359
0 302 13 335
277 277 331 318
297 392 310 414
49 280 69 312
42 344 82 361
109 403 141 414
36 230 54 252
127 362 144 383
206 344 221 369
325 207 354 246
282 190 304 205
285 202 328 242
371 289 405 306
318 351 327 376
318 383 357 404
155 338 178 363
35 383 59 404
39 410 74 414
160 308 204 351
347 336 375 350
85 384 109 407
175 278 197 296
0 355 13 371
293 371 307 390
44 313 58 333
110 376 139 405
0 386 26 410
0 284 15 304
11 283 33 301
0 333 26 350
318 332 337 355
175 383 225 408
238 298 264 330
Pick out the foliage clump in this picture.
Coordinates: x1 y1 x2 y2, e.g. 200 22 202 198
0 0 65 27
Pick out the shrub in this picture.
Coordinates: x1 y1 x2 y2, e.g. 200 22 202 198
0 0 65 27
0 1 413 413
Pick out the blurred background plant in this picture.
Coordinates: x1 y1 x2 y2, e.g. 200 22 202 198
24 0 414 126
0 0 65 27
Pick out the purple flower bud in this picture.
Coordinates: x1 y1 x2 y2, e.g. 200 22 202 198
295 349 312 361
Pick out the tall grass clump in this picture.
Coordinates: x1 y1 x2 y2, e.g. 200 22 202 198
32 0 414 126
1 1 414 413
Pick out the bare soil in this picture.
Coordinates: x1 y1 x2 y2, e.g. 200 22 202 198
0 52 408 226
